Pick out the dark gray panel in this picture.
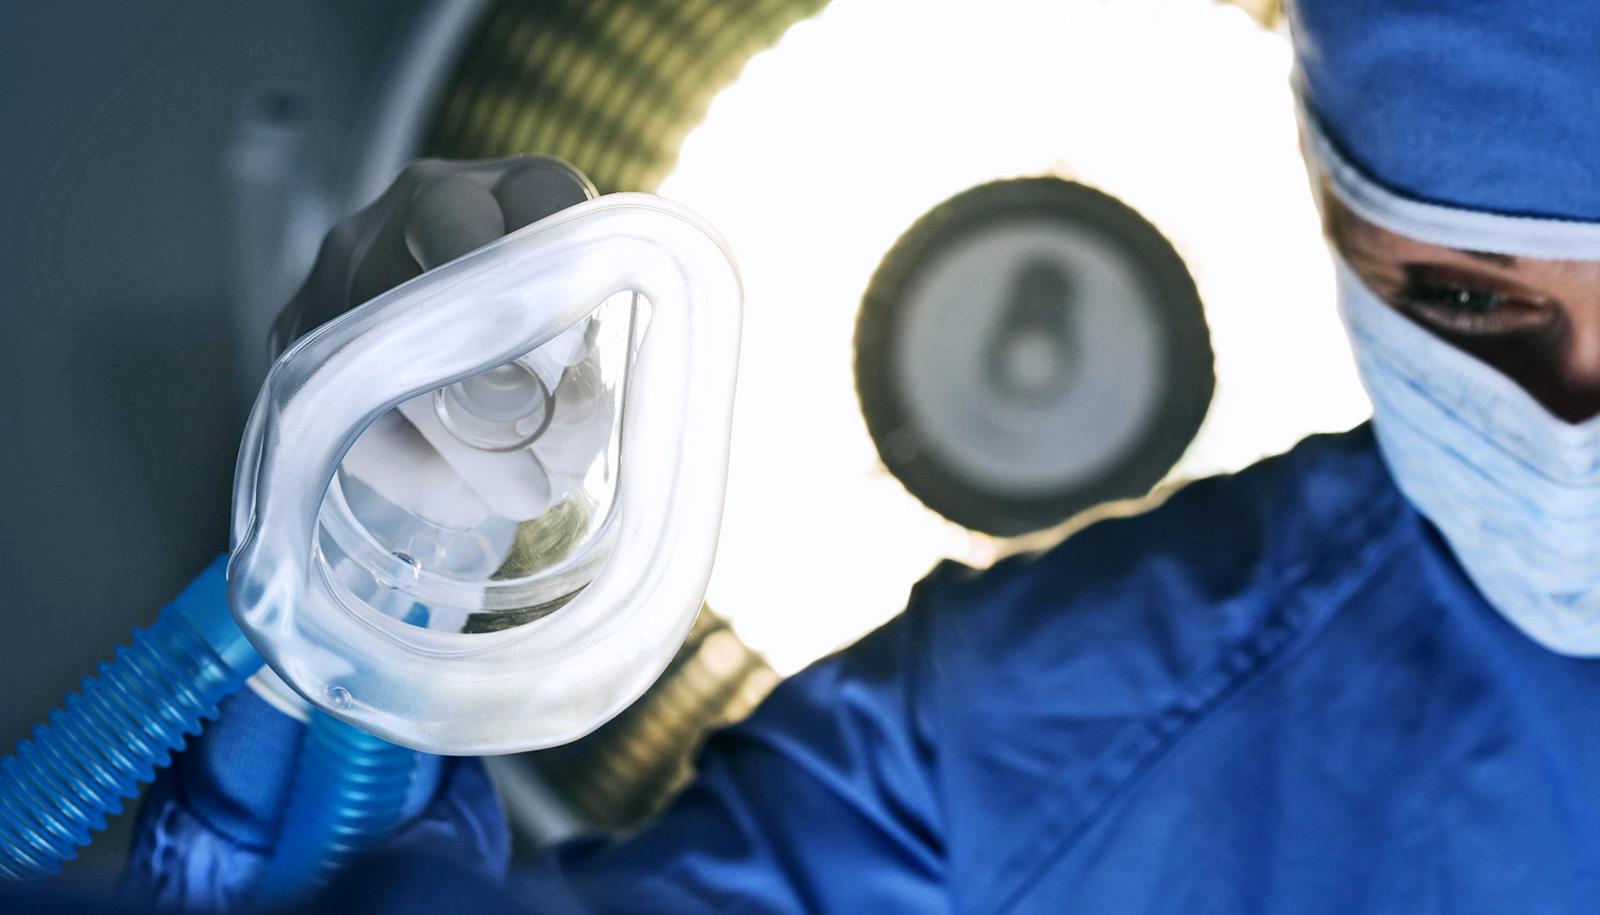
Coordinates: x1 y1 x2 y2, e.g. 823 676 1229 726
0 0 441 875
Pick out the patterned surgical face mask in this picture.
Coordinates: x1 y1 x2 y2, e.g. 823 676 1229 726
1337 259 1600 655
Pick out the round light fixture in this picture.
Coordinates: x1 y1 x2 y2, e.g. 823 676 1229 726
854 177 1214 536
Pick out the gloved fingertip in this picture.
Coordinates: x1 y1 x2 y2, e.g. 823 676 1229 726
493 157 595 231
404 173 507 270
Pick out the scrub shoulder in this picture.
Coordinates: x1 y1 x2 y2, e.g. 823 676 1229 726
519 425 1410 912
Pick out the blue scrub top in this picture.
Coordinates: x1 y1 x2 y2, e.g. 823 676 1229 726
519 425 1600 913
123 426 1600 912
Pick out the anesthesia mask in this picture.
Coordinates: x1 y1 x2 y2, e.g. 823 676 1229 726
229 194 742 754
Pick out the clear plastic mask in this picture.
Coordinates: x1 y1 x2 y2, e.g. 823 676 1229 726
228 195 742 754
321 290 633 636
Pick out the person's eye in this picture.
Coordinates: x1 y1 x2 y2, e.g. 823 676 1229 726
1394 269 1549 335
1404 279 1503 313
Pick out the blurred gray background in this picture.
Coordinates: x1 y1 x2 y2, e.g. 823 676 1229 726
0 0 482 876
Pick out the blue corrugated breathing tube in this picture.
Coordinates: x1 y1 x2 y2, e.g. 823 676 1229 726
0 555 420 904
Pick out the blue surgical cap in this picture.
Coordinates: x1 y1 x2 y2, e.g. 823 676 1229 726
1289 0 1600 223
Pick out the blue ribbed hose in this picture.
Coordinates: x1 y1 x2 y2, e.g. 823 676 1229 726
252 711 421 909
0 554 424 903
0 555 261 880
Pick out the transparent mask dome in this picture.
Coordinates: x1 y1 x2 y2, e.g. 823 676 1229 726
229 195 741 753
317 291 639 635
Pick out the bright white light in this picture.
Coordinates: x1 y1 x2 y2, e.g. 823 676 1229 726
661 0 1370 674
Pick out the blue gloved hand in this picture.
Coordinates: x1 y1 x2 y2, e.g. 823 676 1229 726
120 686 510 912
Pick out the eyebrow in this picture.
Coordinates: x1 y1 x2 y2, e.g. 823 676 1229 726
1462 249 1517 267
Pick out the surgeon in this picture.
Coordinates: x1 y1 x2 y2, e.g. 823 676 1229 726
114 0 1600 911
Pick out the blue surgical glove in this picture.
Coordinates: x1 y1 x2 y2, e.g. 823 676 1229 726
121 686 511 912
